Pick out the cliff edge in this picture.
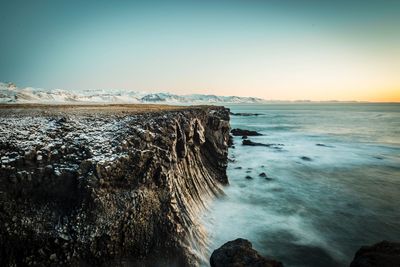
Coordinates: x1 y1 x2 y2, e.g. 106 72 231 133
0 104 230 266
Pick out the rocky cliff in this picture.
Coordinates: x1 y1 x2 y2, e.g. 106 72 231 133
0 104 230 266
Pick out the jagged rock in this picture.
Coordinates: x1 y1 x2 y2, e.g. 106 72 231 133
350 241 400 267
231 128 262 136
0 105 231 266
259 172 267 178
210 238 283 267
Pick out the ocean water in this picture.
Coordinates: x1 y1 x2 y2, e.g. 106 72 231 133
202 103 400 267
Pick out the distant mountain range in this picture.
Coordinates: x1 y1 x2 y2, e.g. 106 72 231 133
0 82 265 104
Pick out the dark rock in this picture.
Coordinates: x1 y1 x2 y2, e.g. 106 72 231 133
228 134 234 147
230 112 264 116
210 238 283 267
231 128 263 136
259 172 267 178
242 135 248 139
245 175 253 180
300 156 312 161
350 241 400 267
242 140 283 149
0 106 231 267
234 167 242 170
316 143 334 148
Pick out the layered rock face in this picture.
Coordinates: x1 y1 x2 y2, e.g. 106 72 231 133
0 105 230 266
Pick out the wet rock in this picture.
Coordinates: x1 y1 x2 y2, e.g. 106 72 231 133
231 128 263 136
228 134 234 147
242 135 248 139
0 106 231 266
316 143 334 148
242 140 283 149
259 172 267 178
234 167 242 170
245 175 253 180
350 241 400 267
210 238 283 267
230 112 264 116
300 156 312 161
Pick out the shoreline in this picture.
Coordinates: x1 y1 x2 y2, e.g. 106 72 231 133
0 105 230 266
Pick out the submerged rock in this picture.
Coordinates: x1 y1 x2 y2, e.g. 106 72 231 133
210 238 283 267
231 128 263 136
230 112 264 116
350 241 400 267
242 140 283 149
316 143 334 148
300 156 312 161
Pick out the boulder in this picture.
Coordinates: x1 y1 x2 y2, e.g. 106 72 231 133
231 128 262 136
350 241 400 267
210 238 283 267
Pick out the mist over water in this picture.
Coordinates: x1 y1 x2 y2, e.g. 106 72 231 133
202 103 400 267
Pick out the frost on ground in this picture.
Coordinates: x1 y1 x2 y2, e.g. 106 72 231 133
0 104 230 266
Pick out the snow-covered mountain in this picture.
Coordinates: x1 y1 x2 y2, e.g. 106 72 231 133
0 82 265 104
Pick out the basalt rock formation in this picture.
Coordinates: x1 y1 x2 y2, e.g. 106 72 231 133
210 238 283 267
350 241 400 267
0 105 230 266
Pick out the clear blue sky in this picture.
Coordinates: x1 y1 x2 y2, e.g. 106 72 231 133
1 0 399 101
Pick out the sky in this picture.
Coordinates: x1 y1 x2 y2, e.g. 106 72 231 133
0 0 399 101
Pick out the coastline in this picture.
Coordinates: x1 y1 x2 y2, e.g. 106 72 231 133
0 104 230 266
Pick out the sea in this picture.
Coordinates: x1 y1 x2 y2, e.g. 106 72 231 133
201 103 400 267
